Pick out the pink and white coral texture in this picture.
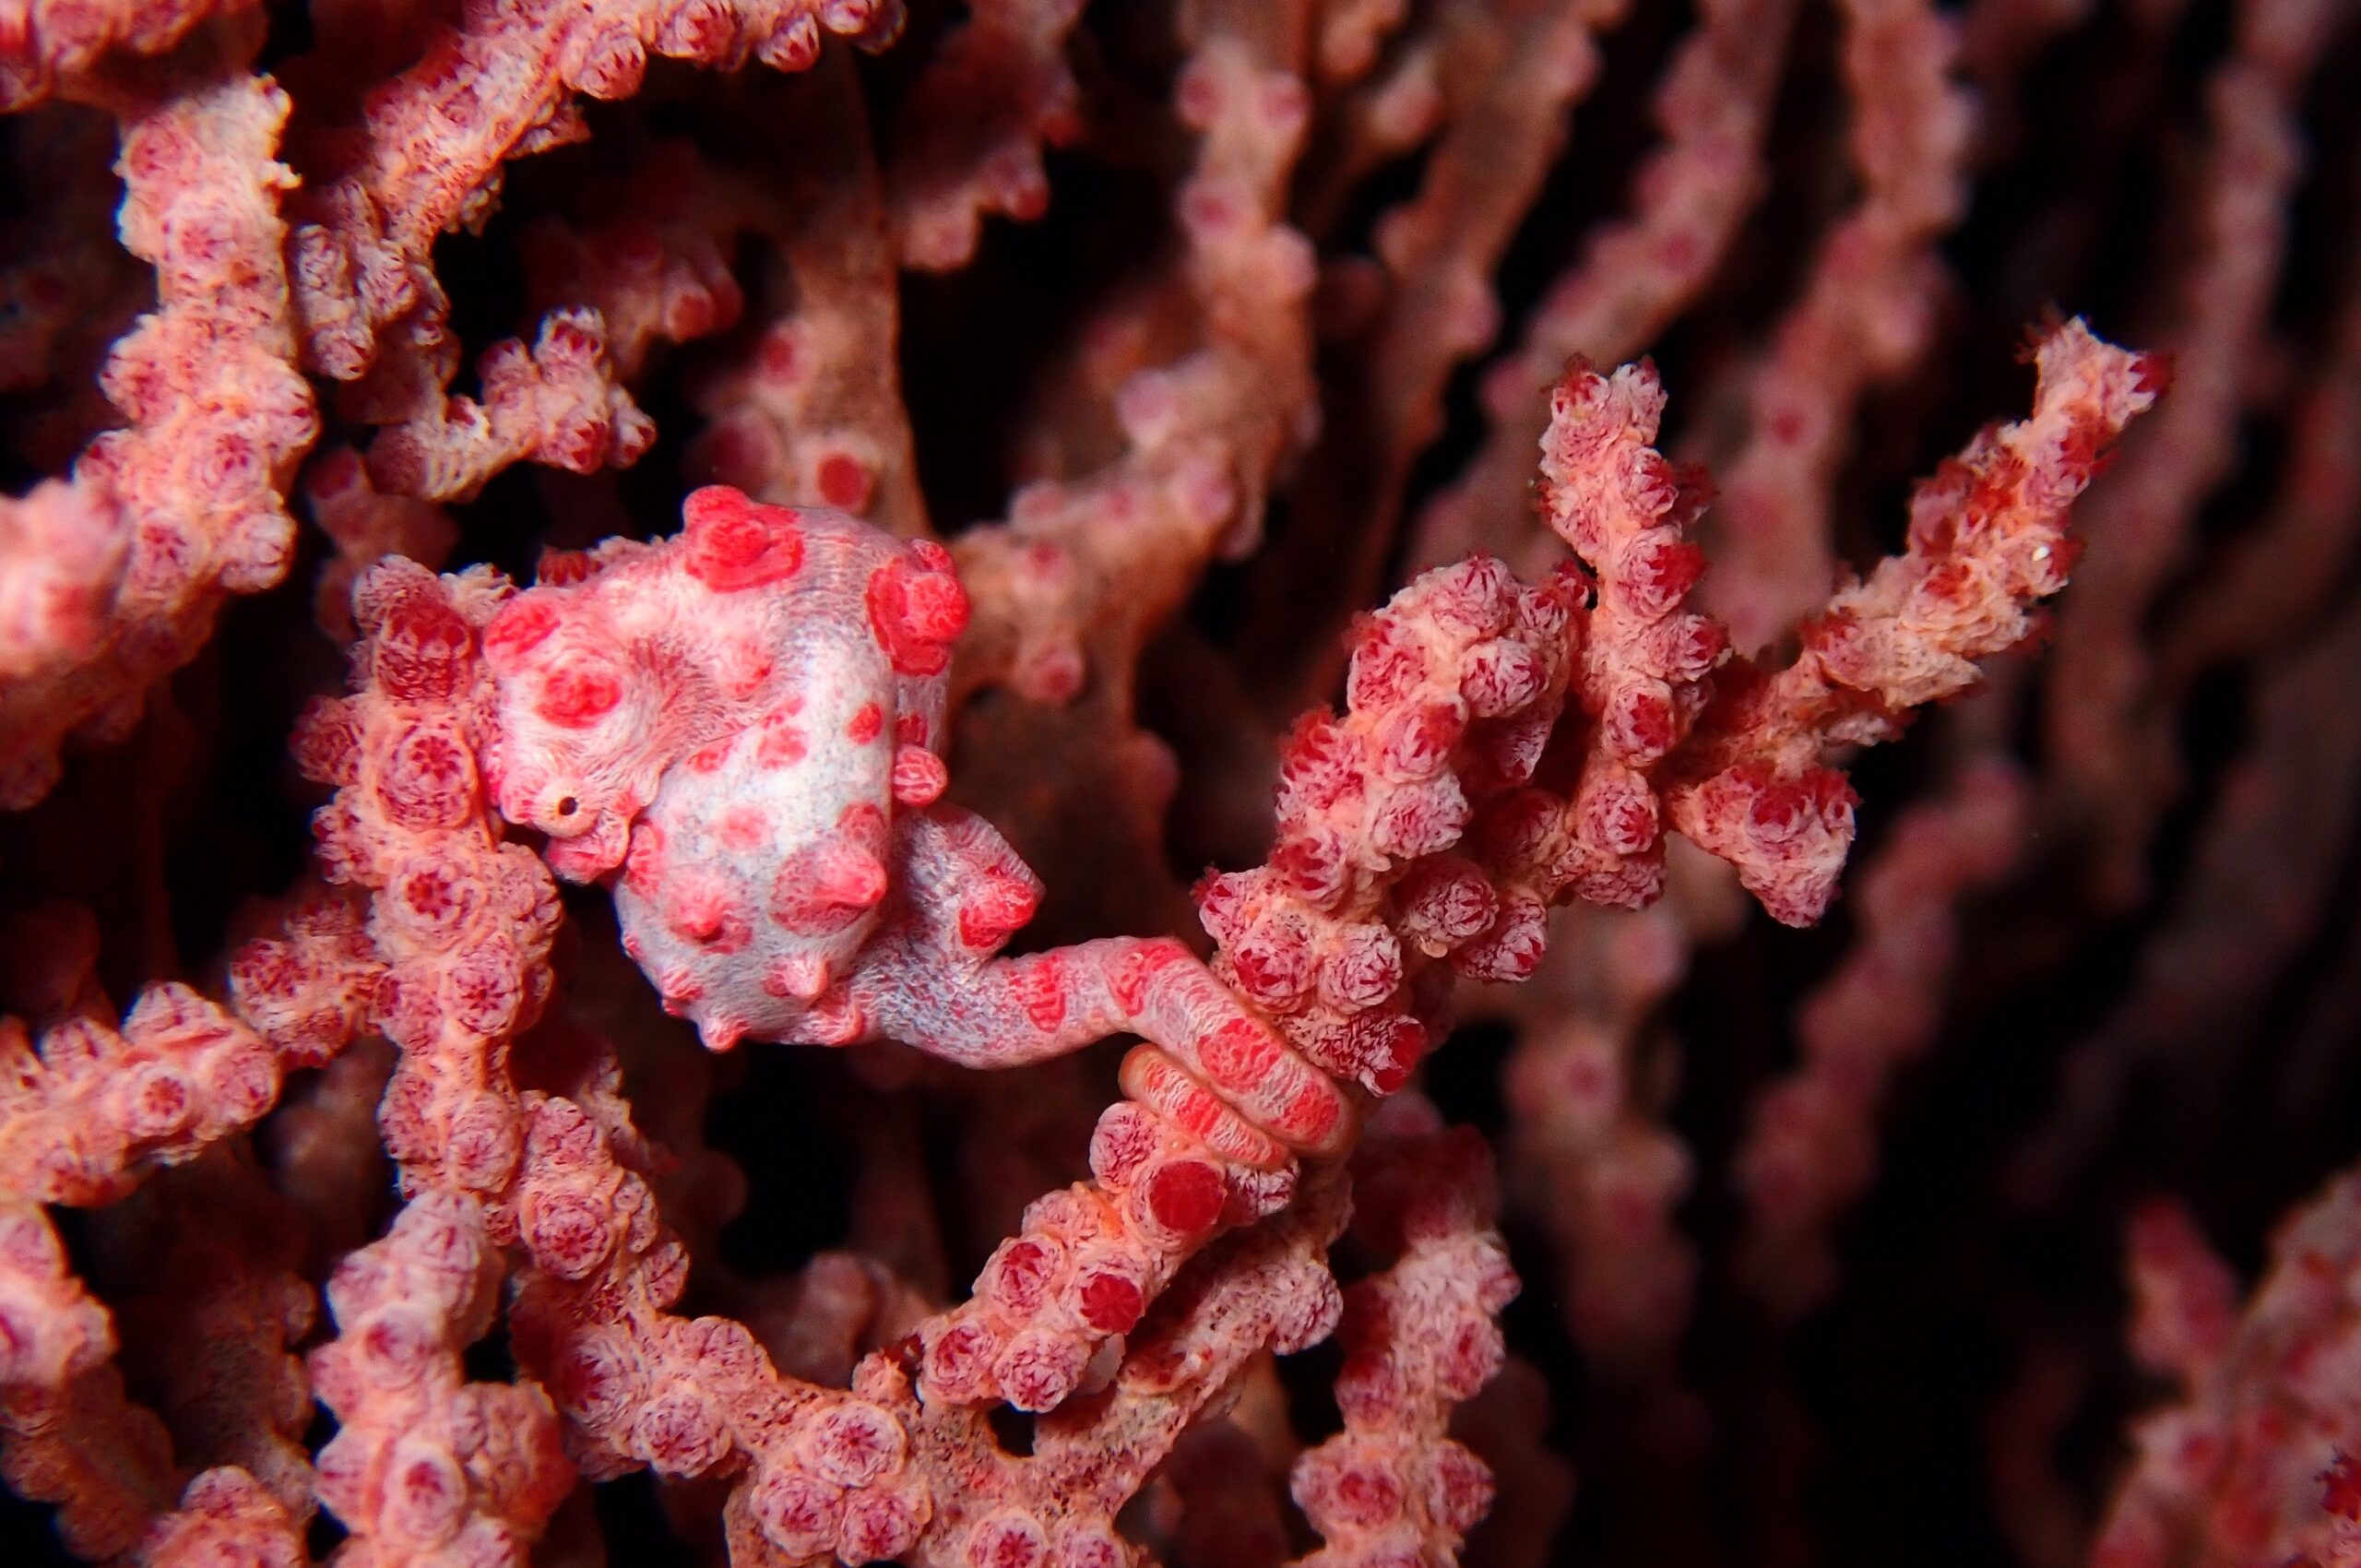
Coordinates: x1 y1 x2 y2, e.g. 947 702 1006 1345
0 4 2357 1568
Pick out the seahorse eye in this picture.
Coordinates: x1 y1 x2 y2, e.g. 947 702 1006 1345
539 785 596 837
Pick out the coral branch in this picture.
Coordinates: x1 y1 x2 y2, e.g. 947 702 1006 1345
1412 0 1800 576
2094 1173 2361 1568
907 544 1580 1407
873 1167 1349 1568
1735 756 2030 1313
1251 0 1625 698
2162 202 2361 683
286 0 903 388
1696 0 1976 652
0 960 362 1208
0 902 366 1559
136 1468 306 1568
883 0 1083 270
1536 354 1727 909
0 1 261 109
0 1201 177 1560
308 1193 574 1565
942 3 1321 942
363 308 657 504
902 317 2150 1414
688 73 930 538
0 59 315 810
1663 319 2164 923
2013 582 2361 1202
2040 0 2334 903
516 147 751 384
1494 851 1741 1373
106 1156 321 1515
1290 1106 1519 1568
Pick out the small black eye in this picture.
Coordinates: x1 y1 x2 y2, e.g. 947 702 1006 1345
555 797 579 817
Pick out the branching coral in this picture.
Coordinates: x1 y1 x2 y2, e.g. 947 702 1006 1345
1 6 2356 1568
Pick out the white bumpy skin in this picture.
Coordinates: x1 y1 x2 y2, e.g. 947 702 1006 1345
477 487 1351 1156
481 486 964 1049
